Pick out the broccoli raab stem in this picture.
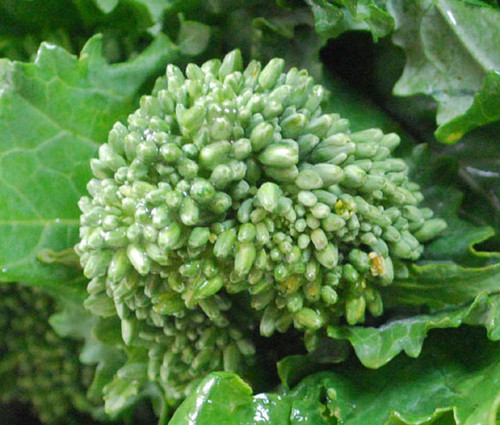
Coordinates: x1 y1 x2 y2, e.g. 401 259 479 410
0 284 95 424
77 50 446 396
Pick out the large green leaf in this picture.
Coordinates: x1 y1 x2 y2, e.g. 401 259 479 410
170 328 500 425
388 0 500 143
0 34 180 288
287 327 500 425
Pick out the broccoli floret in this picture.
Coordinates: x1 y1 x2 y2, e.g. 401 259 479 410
0 284 96 424
76 50 446 391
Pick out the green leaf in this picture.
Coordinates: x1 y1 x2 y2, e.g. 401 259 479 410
102 348 149 415
168 373 253 424
169 371 332 425
384 262 500 310
328 292 500 368
388 0 500 143
0 34 180 288
435 71 500 143
406 144 500 266
0 0 155 62
173 327 500 424
250 9 325 78
289 327 500 425
176 17 211 56
439 124 500 250
304 0 394 40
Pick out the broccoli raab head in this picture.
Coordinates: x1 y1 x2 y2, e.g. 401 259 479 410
0 284 95 424
77 50 446 389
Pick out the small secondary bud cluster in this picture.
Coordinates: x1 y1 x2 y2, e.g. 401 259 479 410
0 284 94 424
77 50 446 386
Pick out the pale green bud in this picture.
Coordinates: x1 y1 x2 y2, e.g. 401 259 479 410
342 165 367 188
158 222 182 250
179 197 200 226
235 243 256 276
257 182 281 213
153 292 184 315
258 58 285 89
238 223 257 242
192 276 224 301
83 250 111 278
189 227 211 248
200 141 232 170
190 178 216 203
259 143 299 168
298 191 318 210
219 49 243 80
310 228 328 251
321 286 338 305
177 104 205 135
414 218 447 242
281 113 307 139
294 308 323 330
346 294 366 325
214 229 237 258
314 243 338 269
296 169 323 190
108 250 130 283
264 165 299 182
306 114 334 138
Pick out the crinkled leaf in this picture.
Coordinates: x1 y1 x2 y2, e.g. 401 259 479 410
283 327 500 425
0 34 180 288
328 293 500 368
388 0 500 143
304 0 394 40
383 261 500 310
157 1 325 75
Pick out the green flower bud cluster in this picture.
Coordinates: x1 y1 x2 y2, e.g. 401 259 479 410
0 284 95 424
77 50 446 369
141 306 256 402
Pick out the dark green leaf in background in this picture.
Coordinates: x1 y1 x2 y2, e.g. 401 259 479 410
388 0 500 143
304 0 394 40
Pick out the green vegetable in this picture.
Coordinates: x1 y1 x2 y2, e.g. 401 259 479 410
0 284 97 424
0 2 499 424
76 51 446 398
